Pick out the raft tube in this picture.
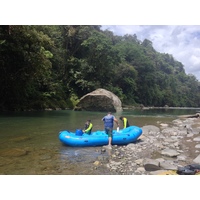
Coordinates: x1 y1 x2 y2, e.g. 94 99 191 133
59 126 142 147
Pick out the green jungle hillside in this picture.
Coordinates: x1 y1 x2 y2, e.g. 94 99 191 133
0 25 200 111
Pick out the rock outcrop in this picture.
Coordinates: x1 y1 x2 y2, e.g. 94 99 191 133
74 88 123 112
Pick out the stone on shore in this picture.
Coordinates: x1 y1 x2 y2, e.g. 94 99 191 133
143 158 160 171
193 154 200 164
161 148 180 157
193 136 200 142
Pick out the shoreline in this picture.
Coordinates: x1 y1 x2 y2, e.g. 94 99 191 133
1 106 200 113
95 115 200 175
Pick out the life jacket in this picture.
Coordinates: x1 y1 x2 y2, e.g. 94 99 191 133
123 117 130 128
102 115 114 128
84 123 93 134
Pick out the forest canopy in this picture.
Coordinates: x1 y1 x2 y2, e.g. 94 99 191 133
0 25 199 111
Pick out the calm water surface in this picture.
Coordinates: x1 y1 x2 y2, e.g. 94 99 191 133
0 108 199 175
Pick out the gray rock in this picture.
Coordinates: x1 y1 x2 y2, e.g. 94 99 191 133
75 88 122 112
160 160 178 170
136 167 146 173
156 158 165 162
193 154 200 164
161 127 178 135
143 158 161 171
187 133 194 137
193 136 200 142
177 155 187 161
195 144 200 148
161 148 180 157
172 119 183 125
142 125 160 134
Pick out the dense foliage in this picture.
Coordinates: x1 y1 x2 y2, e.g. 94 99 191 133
0 25 200 111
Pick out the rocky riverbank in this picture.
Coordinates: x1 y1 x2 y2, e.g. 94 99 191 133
93 116 200 175
1 114 200 175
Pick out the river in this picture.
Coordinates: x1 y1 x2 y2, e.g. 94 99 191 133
0 108 200 175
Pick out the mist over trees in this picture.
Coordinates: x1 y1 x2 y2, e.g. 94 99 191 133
0 25 199 111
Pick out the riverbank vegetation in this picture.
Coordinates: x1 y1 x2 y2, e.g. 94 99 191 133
0 25 200 111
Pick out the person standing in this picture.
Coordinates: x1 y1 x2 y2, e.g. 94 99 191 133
83 120 93 134
119 116 130 129
102 112 119 149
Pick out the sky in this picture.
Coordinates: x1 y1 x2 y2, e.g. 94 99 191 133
101 25 200 81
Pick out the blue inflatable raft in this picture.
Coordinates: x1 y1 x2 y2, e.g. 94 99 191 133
59 126 142 147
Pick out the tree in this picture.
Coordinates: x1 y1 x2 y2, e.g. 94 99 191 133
0 25 53 110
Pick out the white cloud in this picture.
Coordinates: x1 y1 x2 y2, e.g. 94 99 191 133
101 25 200 81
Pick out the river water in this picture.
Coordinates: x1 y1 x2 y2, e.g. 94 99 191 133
0 108 200 175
